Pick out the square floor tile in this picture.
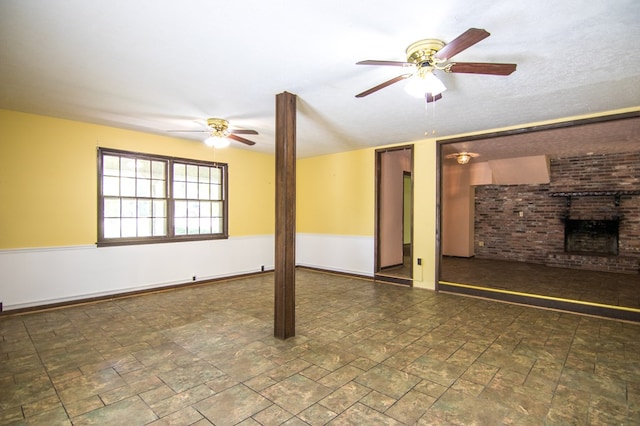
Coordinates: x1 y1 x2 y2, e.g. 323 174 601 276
355 364 420 399
261 374 332 414
194 384 271 426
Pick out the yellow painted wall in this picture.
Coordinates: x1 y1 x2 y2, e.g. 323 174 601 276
296 139 439 288
3 106 636 283
297 148 374 235
412 139 438 289
0 109 274 249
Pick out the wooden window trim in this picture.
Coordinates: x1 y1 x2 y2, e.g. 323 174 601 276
97 148 228 247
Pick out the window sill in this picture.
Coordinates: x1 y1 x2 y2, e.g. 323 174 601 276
97 234 229 247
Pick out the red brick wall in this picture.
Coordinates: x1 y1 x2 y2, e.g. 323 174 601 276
474 152 640 268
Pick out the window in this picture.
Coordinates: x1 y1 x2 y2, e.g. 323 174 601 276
98 148 228 246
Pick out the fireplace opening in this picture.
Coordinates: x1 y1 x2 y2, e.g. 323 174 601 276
564 219 619 255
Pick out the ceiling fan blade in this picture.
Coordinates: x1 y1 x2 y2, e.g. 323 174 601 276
228 129 258 135
425 93 443 103
447 62 517 75
357 60 412 67
434 28 490 60
228 134 256 146
355 74 411 98
167 130 208 133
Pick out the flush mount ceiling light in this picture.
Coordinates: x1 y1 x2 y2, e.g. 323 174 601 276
445 151 479 164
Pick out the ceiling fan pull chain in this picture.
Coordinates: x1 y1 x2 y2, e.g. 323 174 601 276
431 93 437 135
423 94 437 136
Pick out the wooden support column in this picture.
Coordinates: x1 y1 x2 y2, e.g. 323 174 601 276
274 91 296 339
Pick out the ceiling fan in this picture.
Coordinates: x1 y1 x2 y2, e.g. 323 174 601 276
355 28 517 101
445 151 479 165
168 118 258 148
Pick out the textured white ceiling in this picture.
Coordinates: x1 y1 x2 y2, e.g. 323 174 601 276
442 115 640 162
1 0 639 157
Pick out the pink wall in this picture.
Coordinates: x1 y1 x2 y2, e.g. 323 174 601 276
380 149 411 268
442 164 475 257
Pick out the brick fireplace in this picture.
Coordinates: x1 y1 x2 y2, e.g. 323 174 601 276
475 151 640 274
564 218 619 255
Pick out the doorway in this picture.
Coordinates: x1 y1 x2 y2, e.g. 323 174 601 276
436 112 640 321
375 145 413 285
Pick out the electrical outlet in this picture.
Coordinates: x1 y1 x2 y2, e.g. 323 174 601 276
479 241 484 247
261 265 265 272
192 276 196 281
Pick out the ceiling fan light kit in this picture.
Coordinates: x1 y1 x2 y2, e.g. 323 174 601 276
404 68 447 97
355 28 517 100
204 135 231 148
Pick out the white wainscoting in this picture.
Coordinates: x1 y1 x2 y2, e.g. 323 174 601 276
296 233 374 277
0 235 274 311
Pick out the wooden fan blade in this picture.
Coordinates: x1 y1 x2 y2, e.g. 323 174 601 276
425 93 443 103
357 60 412 67
229 129 258 135
434 28 490 60
447 62 517 75
355 74 411 98
228 134 256 146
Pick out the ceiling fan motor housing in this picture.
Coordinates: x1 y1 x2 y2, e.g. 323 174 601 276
406 39 445 67
206 118 229 137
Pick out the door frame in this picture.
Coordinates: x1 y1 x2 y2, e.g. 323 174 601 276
374 145 414 286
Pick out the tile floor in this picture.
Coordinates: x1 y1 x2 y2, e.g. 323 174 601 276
1 269 640 425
